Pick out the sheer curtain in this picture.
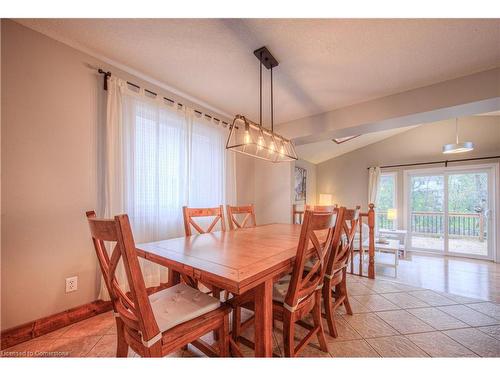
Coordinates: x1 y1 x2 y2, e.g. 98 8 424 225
368 166 381 206
100 77 235 298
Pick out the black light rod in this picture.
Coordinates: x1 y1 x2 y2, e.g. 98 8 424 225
367 155 500 170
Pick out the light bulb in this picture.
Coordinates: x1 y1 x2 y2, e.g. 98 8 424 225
244 130 250 144
269 142 275 154
279 145 285 155
257 136 264 150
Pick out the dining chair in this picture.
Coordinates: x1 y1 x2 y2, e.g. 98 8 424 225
86 211 230 357
182 205 226 236
226 204 256 230
322 206 361 337
182 205 227 297
231 210 337 357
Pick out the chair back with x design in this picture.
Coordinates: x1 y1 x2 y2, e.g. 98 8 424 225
226 204 256 230
86 211 161 349
182 205 226 236
283 210 338 312
326 206 361 276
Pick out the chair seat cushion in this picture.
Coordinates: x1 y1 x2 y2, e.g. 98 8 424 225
272 275 309 307
149 283 221 332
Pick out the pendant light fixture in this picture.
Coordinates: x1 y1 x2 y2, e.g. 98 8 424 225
226 47 298 162
442 118 474 154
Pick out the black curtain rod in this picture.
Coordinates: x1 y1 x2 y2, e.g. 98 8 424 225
367 155 500 170
97 68 229 126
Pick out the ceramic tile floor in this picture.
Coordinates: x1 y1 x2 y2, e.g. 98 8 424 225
2 275 499 358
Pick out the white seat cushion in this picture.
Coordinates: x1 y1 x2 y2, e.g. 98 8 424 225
149 283 221 332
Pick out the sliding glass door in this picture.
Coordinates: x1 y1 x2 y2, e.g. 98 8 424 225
447 171 489 257
406 165 495 260
409 174 445 252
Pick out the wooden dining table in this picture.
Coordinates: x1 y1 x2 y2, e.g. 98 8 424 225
135 223 308 357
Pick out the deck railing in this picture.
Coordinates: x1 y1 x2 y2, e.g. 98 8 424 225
376 210 486 241
410 211 485 241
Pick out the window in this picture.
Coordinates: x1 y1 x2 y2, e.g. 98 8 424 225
376 173 397 230
121 92 228 243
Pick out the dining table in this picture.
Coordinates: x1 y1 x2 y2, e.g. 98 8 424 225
135 223 310 357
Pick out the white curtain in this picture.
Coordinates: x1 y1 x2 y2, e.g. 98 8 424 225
368 166 381 206
100 77 235 299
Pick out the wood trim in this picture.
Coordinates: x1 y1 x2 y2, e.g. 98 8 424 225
1 283 171 350
1 299 112 350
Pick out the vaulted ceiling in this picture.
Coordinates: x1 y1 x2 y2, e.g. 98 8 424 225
17 19 500 126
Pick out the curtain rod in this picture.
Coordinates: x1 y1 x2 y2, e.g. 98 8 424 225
97 68 230 127
367 155 500 170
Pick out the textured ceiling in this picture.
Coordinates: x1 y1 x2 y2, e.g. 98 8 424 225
17 19 500 125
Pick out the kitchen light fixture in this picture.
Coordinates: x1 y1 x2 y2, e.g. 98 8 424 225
442 118 474 154
226 47 298 162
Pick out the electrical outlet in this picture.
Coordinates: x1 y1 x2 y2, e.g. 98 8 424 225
65 276 78 293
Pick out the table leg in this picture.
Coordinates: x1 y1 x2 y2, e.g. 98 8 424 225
168 269 181 287
253 279 273 357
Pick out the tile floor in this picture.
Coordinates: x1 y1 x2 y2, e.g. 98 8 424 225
1 275 499 358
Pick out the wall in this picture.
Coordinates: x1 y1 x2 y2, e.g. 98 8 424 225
0 21 242 329
234 153 255 206
253 159 293 225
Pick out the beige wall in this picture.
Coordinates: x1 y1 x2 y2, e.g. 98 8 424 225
234 153 255 206
0 21 240 329
253 159 293 225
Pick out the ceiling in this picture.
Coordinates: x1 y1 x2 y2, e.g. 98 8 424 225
17 19 500 126
296 126 415 164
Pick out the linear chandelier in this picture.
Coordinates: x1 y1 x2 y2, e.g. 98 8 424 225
226 47 298 162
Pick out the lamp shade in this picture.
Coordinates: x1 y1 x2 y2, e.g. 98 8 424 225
226 115 298 162
442 141 474 154
319 194 333 206
387 208 397 221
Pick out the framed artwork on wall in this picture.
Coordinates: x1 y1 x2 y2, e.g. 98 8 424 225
294 166 307 202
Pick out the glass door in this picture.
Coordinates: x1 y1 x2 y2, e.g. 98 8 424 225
408 174 445 252
406 166 494 260
447 171 489 258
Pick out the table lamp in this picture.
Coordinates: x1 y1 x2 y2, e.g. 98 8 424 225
319 194 333 206
387 208 397 227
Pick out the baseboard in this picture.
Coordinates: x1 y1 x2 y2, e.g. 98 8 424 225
1 282 171 350
1 299 112 350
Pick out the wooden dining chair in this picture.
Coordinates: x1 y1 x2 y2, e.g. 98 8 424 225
231 210 337 357
226 204 256 230
322 206 361 337
86 211 230 357
182 205 226 236
182 205 227 298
